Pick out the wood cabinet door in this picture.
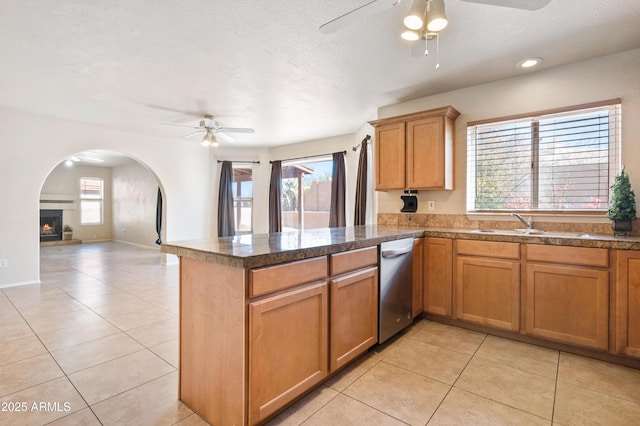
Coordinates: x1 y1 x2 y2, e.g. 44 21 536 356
406 116 446 189
412 238 424 318
330 267 378 372
423 238 453 317
374 122 405 190
615 250 640 358
455 256 520 331
524 263 608 350
249 282 328 425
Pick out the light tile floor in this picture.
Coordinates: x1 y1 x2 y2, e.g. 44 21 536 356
1 242 639 425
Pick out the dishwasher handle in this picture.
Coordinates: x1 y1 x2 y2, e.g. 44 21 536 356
381 247 412 258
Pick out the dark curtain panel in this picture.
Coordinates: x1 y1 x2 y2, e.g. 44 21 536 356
329 152 346 227
268 160 283 233
155 187 163 245
217 161 235 237
354 140 368 226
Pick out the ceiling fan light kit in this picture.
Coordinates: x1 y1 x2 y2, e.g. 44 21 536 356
426 0 448 32
404 0 427 30
400 0 448 68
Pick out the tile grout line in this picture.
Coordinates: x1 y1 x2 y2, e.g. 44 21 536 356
550 349 561 424
423 332 489 425
1 288 105 425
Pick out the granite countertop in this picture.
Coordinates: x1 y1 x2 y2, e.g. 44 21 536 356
161 225 424 268
162 225 640 269
421 227 640 250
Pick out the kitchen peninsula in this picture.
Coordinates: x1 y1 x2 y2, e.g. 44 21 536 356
162 224 640 426
161 225 422 426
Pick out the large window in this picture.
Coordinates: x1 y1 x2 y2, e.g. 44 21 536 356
467 100 621 213
80 177 104 224
281 157 333 230
232 165 253 234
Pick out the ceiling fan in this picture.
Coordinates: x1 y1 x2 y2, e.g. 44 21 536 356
162 115 255 147
319 0 552 34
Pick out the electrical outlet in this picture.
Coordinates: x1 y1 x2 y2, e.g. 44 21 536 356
427 201 436 211
0 259 8 268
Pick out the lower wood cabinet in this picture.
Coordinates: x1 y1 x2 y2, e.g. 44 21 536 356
423 237 453 317
454 240 520 331
412 238 424 317
330 267 378 371
248 281 328 425
524 245 609 351
615 250 640 358
248 246 379 425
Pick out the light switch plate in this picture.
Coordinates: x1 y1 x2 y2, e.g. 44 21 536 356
427 201 436 211
0 259 8 268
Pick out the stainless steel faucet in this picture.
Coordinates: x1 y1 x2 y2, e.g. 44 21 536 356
512 213 533 229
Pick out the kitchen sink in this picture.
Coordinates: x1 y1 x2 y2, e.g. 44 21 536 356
513 228 546 234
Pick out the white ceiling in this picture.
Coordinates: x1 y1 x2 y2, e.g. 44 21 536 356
1 0 639 150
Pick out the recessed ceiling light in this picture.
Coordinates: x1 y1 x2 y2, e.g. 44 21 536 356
517 57 543 69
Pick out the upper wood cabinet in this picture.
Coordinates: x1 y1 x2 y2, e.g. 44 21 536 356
370 106 460 191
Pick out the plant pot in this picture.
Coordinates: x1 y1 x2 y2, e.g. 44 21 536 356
612 219 632 236
63 232 73 241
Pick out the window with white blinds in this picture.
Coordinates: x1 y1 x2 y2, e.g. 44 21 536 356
467 99 621 213
80 177 104 224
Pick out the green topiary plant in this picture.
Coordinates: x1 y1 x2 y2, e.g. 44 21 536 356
608 165 637 220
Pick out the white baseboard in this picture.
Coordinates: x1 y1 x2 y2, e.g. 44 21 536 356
0 280 41 289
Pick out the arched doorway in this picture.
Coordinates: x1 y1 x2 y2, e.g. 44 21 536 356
38 149 166 253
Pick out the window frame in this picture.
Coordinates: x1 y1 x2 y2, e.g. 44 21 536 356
466 99 621 215
79 177 104 225
232 164 254 235
280 156 334 231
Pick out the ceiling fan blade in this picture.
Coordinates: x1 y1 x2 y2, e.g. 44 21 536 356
146 104 210 117
319 0 402 34
459 0 552 10
217 127 255 134
161 122 202 129
182 130 205 138
214 131 235 143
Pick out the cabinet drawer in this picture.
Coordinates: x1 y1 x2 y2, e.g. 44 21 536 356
250 256 328 297
526 244 608 267
456 240 520 259
330 246 378 276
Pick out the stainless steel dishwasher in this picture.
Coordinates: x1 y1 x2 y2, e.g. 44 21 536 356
379 238 414 343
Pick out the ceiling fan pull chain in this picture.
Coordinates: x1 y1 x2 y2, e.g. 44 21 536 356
436 32 440 70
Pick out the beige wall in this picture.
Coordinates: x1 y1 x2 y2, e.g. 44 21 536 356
112 162 161 247
375 49 640 224
40 164 113 242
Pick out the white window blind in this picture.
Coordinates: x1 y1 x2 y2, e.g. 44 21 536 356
467 100 621 213
80 177 104 224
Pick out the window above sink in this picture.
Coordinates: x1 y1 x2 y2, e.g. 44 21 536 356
466 99 621 215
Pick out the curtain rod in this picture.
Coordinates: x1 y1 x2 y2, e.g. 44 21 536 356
270 150 346 164
216 160 260 164
352 134 372 151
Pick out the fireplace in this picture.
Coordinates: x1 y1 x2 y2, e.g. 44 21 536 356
40 210 63 242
